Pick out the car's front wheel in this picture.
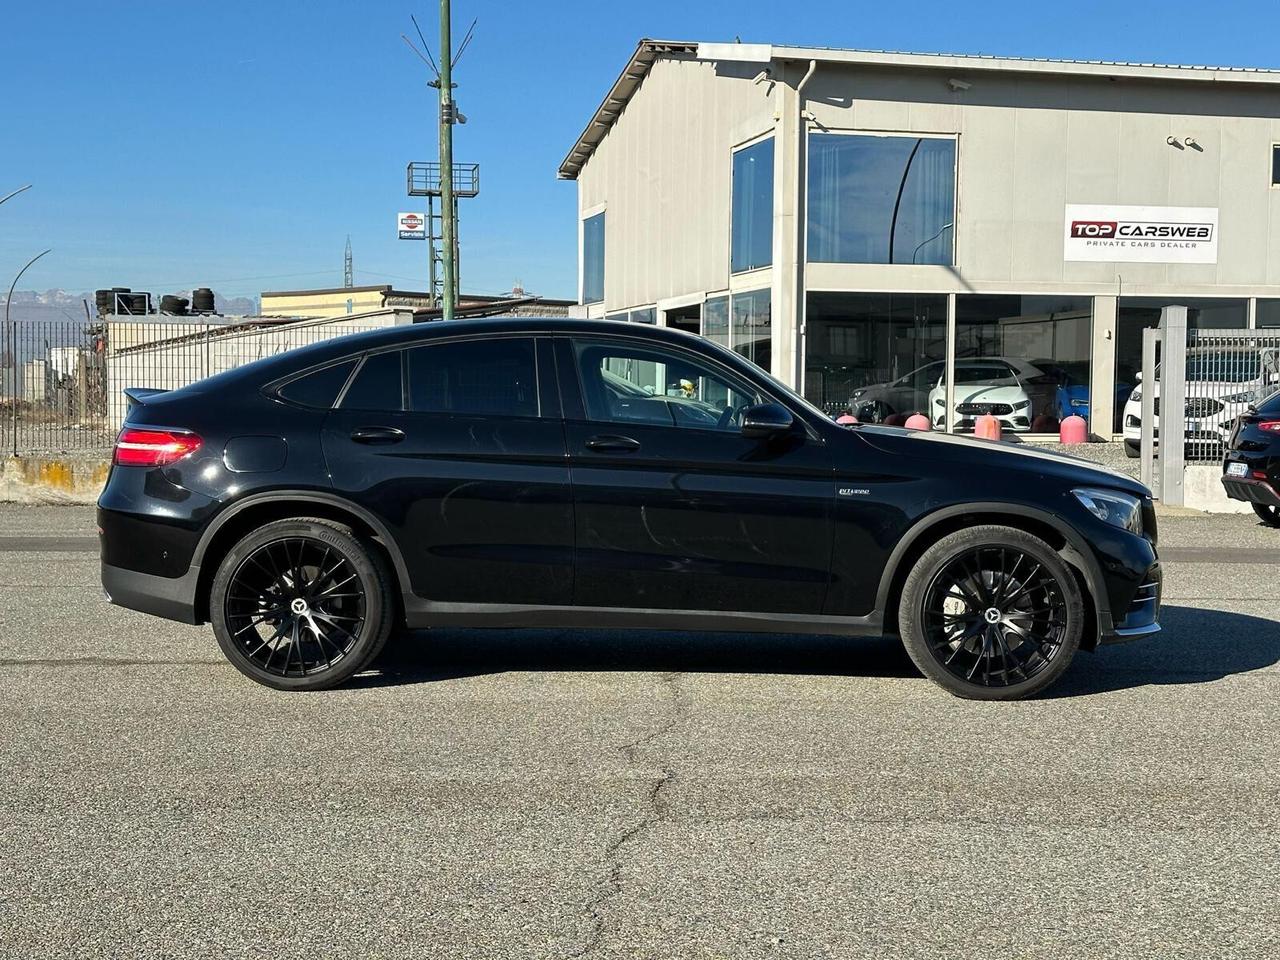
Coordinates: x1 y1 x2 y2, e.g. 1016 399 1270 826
898 525 1084 700
1251 503 1280 527
210 518 395 690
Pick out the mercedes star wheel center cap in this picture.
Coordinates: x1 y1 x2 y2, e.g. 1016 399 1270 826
291 598 309 616
983 607 1002 624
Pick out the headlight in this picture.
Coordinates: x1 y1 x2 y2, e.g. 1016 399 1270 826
934 398 945 406
1012 400 1029 410
851 389 866 400
1129 387 1142 402
1221 389 1257 404
1072 487 1142 535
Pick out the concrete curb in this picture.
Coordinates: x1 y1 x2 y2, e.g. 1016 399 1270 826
0 457 108 505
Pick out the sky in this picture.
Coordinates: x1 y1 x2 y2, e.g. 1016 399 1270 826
3 0 1280 303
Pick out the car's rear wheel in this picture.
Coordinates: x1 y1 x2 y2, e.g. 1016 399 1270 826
898 525 1084 700
210 518 394 690
1251 503 1280 527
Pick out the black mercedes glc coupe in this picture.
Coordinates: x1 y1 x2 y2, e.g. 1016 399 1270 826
99 318 1161 699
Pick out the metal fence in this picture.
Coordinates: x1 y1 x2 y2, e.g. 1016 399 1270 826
1183 329 1280 462
1 315 401 457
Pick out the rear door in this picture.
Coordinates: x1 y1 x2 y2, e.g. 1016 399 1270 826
556 334 834 614
323 335 573 606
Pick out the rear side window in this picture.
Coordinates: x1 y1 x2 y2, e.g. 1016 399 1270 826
276 360 356 409
407 338 538 417
341 351 404 411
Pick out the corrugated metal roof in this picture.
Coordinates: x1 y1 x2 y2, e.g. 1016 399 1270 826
558 39 1280 180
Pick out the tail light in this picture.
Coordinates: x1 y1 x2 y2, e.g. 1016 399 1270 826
1259 421 1280 433
113 428 203 467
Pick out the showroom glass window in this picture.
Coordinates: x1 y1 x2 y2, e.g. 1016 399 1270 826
407 338 538 418
731 137 774 273
948 296 1093 433
803 292 947 418
731 288 771 372
807 134 956 265
1258 299 1280 327
582 212 605 304
1115 298 1247 428
703 295 729 349
628 308 656 324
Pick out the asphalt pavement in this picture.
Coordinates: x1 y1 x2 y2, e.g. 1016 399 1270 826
0 505 1277 959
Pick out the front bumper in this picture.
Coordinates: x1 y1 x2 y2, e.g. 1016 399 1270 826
101 560 203 625
1100 559 1162 645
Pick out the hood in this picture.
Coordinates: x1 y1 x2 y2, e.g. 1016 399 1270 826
849 424 1150 496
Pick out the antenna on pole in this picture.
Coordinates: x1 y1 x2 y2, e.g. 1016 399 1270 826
343 236 353 288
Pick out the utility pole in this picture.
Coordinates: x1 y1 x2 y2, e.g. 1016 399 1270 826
437 0 456 320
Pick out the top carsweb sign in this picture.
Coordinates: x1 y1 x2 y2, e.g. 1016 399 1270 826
1064 204 1218 264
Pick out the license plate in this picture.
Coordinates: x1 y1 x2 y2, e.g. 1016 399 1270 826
1227 462 1248 478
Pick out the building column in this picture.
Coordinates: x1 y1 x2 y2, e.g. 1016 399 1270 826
1090 296 1117 438
770 63 805 390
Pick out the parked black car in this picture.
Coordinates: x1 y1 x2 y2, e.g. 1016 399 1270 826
1222 389 1280 525
99 318 1161 699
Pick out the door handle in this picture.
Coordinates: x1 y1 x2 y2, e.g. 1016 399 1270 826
350 426 405 445
585 434 640 452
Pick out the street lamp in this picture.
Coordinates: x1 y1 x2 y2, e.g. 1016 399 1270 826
6 248 52 456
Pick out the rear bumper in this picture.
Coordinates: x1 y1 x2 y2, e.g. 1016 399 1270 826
101 560 203 625
1221 475 1280 507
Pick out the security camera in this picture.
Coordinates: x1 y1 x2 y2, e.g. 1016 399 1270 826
947 78 971 91
752 68 773 85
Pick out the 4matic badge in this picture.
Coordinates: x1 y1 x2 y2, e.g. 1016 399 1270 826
838 487 871 497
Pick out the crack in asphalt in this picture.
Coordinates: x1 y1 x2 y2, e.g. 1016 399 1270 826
570 671 683 959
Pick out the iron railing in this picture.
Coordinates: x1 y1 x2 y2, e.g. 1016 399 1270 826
1183 329 1280 462
1 316 397 456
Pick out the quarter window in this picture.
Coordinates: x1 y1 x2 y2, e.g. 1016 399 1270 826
277 360 357 409
807 134 956 265
407 338 538 418
574 340 762 431
341 351 403 411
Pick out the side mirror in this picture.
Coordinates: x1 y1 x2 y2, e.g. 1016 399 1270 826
741 402 795 439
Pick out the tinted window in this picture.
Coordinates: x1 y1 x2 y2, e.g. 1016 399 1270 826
731 137 774 273
408 338 538 417
808 134 955 265
575 339 762 431
341 351 403 411
583 212 605 304
277 360 356 409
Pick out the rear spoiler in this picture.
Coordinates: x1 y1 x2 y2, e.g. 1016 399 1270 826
123 387 169 411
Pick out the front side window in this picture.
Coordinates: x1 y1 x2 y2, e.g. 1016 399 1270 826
341 350 403 411
731 137 774 273
807 134 956 265
574 339 762 431
407 338 538 418
582 212 605 304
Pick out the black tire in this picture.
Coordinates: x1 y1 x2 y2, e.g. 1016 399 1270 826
1123 440 1140 459
210 518 395 691
898 525 1084 701
1251 503 1280 527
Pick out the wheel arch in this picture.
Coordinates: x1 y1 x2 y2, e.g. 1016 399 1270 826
191 491 412 623
876 503 1109 649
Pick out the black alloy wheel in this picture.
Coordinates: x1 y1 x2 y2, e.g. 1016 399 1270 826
210 518 394 690
1251 503 1280 527
899 525 1084 700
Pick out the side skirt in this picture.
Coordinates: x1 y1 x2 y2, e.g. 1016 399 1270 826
403 598 885 637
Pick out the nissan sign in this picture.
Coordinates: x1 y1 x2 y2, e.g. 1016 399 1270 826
1064 204 1218 263
398 211 426 241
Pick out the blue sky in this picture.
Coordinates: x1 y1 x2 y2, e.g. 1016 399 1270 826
3 0 1279 301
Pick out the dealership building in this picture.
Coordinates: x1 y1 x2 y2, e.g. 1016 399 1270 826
559 40 1280 437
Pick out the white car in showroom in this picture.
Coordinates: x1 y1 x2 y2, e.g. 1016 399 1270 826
1121 348 1280 458
928 358 1040 432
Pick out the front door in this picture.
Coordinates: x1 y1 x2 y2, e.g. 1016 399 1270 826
557 335 834 614
323 335 573 606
